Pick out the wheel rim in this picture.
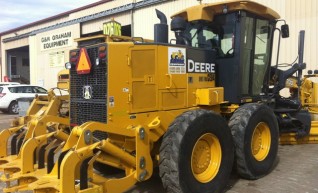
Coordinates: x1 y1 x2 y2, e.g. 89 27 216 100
251 122 271 161
191 133 222 183
11 103 19 114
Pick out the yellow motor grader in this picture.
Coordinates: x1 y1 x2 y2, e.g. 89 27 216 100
1 1 318 193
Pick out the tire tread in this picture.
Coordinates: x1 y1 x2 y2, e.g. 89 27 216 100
229 103 278 179
159 109 208 193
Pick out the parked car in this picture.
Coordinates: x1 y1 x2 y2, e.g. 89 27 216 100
0 85 47 114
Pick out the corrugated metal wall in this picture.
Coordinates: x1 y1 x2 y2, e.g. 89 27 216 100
74 0 133 34
70 0 134 19
283 0 318 71
134 0 318 72
81 12 131 34
257 0 318 71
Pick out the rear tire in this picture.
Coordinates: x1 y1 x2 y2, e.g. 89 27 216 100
159 109 234 193
229 103 279 179
8 101 19 114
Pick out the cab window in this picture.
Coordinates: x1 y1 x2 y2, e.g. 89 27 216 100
184 13 236 58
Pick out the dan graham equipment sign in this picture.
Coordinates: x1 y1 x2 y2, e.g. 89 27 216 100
40 31 72 51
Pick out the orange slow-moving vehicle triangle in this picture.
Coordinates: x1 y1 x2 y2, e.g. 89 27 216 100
76 48 92 74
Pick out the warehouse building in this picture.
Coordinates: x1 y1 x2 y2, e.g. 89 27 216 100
0 0 317 89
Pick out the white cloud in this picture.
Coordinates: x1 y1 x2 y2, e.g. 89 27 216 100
0 0 100 33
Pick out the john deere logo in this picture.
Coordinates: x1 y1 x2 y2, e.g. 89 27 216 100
83 86 92 99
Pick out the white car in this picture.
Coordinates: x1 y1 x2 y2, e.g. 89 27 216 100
0 85 47 114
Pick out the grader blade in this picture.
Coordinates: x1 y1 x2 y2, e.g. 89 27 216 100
280 75 318 144
280 121 318 144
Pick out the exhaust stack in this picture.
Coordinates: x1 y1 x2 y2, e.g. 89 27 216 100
154 9 168 43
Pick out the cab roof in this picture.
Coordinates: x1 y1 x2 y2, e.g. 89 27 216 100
171 0 280 22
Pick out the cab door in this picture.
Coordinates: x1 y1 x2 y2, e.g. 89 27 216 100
239 12 273 99
251 19 273 95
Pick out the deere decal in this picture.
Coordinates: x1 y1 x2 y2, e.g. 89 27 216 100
168 47 186 74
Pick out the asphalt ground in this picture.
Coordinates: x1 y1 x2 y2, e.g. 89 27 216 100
0 112 317 193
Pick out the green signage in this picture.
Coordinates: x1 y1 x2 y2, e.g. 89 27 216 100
103 20 122 36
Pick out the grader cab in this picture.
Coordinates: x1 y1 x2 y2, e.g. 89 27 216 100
1 1 317 193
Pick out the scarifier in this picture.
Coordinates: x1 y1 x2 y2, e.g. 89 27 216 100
0 70 70 192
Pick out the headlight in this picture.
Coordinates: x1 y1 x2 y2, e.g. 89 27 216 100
65 62 72 69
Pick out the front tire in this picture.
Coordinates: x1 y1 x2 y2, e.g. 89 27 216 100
159 109 234 193
229 103 279 179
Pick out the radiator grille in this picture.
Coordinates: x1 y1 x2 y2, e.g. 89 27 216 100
70 45 107 126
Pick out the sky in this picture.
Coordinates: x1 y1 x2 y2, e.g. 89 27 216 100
0 0 100 33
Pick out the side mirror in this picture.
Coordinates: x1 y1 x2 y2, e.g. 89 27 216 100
281 24 289 38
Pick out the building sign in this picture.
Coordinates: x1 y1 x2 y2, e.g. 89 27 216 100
41 31 72 51
103 20 121 36
49 51 65 67
168 47 186 74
